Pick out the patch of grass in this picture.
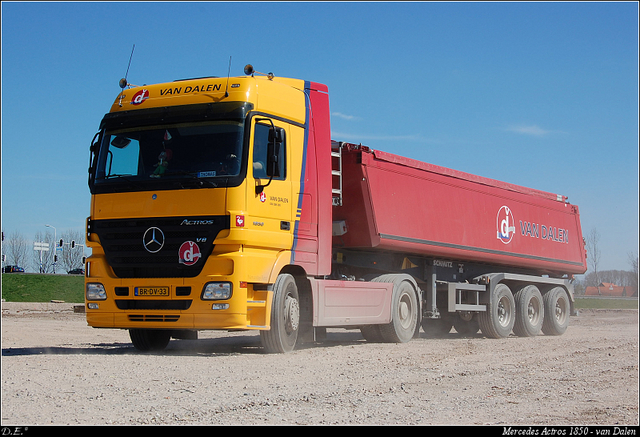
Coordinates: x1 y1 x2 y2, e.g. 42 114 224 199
574 296 638 310
1 273 84 303
2 273 638 310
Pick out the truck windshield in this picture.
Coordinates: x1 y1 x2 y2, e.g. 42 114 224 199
92 120 244 193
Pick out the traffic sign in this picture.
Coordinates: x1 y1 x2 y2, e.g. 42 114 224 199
33 242 50 251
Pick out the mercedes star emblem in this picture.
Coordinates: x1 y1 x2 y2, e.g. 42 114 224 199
143 227 165 253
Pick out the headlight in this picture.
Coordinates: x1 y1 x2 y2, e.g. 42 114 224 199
86 283 107 300
202 282 232 300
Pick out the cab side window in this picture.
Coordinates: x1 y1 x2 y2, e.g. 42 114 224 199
253 122 286 180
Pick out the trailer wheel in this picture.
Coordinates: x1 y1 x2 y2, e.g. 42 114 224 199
541 287 570 336
478 283 515 338
260 273 300 353
373 275 419 343
421 317 453 337
513 285 544 337
453 312 480 336
129 329 171 352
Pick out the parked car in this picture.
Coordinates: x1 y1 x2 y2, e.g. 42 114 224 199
68 268 85 275
2 265 25 273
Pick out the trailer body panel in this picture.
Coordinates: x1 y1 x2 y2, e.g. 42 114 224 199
333 145 587 276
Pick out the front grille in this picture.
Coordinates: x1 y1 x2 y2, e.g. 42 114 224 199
128 314 180 323
91 216 229 278
115 300 192 310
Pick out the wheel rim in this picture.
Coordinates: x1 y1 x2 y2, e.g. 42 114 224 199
528 296 542 325
554 296 568 325
398 291 413 330
284 294 300 334
497 295 512 327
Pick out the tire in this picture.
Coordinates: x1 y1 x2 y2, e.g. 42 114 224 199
421 317 453 337
452 312 480 336
360 325 385 342
513 285 544 337
260 273 300 353
372 275 419 343
478 283 515 338
542 287 570 336
129 329 171 352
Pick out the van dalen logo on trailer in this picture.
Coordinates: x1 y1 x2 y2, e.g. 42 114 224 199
496 206 516 244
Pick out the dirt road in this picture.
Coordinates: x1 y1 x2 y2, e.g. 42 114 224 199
1 302 638 426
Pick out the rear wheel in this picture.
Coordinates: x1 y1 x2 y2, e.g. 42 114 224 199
513 285 544 337
542 287 570 336
421 317 453 337
360 325 384 342
129 329 171 352
373 275 419 343
478 283 515 338
260 274 300 353
453 312 480 336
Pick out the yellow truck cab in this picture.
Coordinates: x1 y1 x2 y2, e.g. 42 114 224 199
86 66 332 352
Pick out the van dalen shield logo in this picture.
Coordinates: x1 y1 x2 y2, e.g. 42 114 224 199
496 206 516 244
178 241 201 266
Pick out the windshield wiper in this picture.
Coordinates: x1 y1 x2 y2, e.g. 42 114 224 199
102 174 146 189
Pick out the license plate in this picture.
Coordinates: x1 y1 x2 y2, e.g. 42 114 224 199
134 287 169 297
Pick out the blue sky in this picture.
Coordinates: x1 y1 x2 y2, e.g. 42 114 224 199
1 1 638 273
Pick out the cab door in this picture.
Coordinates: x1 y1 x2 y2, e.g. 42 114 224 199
246 117 292 252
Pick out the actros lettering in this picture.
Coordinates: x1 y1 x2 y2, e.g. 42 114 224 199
181 219 215 226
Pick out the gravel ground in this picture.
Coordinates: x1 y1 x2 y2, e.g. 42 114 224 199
1 302 638 426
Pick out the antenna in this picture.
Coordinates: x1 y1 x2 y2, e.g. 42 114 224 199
224 56 232 97
118 44 136 107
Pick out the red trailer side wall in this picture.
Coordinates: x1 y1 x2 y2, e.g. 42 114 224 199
333 145 587 276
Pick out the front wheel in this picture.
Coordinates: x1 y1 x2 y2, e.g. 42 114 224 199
260 274 300 353
129 329 171 352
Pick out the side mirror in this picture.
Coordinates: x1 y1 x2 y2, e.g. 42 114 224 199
88 131 101 188
255 125 285 195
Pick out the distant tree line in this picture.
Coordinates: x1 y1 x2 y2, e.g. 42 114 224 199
2 229 85 273
574 269 638 295
578 227 639 296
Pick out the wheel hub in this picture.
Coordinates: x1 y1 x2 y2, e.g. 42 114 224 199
284 295 300 334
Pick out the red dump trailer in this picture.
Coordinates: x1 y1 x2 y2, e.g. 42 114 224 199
311 141 587 342
333 143 586 276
